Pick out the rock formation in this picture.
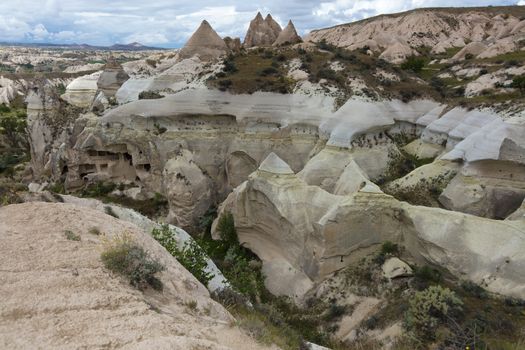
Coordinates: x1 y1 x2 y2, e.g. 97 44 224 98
178 20 228 61
213 153 525 301
244 12 282 47
273 20 302 46
223 36 242 53
61 71 100 107
96 57 129 98
305 8 525 63
0 201 272 349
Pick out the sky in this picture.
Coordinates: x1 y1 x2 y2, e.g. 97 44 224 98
0 0 522 48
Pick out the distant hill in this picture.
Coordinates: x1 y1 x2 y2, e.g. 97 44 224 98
0 41 165 51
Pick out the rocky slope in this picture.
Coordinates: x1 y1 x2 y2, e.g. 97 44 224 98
0 201 273 350
305 6 525 63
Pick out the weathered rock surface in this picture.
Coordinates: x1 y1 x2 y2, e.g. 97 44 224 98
273 20 302 46
382 257 413 279
305 8 525 63
61 71 101 107
0 202 272 350
213 154 525 300
97 58 129 98
178 20 228 61
244 13 282 47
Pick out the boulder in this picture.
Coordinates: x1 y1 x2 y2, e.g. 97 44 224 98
273 20 302 46
382 257 413 279
178 20 228 61
61 71 101 107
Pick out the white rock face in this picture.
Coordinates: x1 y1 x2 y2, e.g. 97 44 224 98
213 155 525 300
382 257 413 279
163 150 213 230
62 71 101 107
0 202 272 350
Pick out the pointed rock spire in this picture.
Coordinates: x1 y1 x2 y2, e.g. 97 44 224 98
258 153 294 175
244 12 281 47
273 20 302 46
179 20 228 61
265 14 282 38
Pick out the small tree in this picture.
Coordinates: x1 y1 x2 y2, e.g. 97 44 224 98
511 75 525 95
401 56 425 73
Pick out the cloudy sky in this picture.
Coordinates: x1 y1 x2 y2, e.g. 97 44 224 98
0 0 521 47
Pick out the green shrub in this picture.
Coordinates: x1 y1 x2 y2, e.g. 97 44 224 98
258 67 279 77
104 206 119 218
461 280 488 299
511 75 525 95
216 212 237 244
152 224 214 285
404 285 463 340
138 91 163 100
414 265 442 284
81 182 117 198
101 233 164 290
381 241 399 255
401 56 425 73
64 230 81 241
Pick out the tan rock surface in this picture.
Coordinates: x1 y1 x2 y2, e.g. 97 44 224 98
273 20 302 46
244 13 281 47
178 20 228 61
0 202 273 350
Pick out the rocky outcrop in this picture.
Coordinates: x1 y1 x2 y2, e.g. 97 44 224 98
96 57 129 98
244 12 282 47
273 20 302 46
163 150 213 230
382 258 413 279
213 154 525 300
178 20 228 61
305 8 525 63
224 36 242 52
0 202 272 350
61 71 100 108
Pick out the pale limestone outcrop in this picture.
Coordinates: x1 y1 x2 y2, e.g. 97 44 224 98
382 257 413 279
333 160 381 196
244 13 282 47
378 41 416 64
450 42 488 61
306 8 524 64
0 202 272 350
178 20 228 61
213 154 525 300
439 119 525 218
61 71 101 108
163 150 213 230
273 20 302 46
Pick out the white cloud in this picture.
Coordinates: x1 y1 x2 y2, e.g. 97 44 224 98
0 0 519 47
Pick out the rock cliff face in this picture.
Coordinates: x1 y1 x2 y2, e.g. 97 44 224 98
178 20 228 61
305 7 525 62
213 153 525 301
244 12 282 47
